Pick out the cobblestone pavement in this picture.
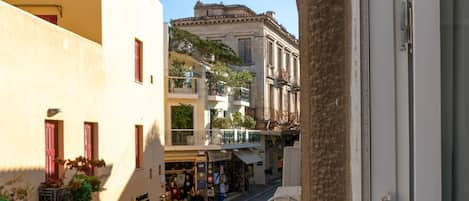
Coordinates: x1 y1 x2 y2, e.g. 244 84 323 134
226 179 281 201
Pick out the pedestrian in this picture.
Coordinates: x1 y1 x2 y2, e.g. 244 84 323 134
277 157 283 178
219 183 225 201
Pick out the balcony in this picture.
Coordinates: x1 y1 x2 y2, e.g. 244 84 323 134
168 129 261 148
288 112 299 125
208 81 228 102
168 76 199 99
233 87 250 107
274 70 289 87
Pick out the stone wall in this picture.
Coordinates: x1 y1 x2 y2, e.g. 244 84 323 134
298 0 351 200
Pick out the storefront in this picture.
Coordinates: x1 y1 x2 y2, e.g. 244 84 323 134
164 151 207 201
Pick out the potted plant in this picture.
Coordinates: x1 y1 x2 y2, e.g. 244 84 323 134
38 156 106 201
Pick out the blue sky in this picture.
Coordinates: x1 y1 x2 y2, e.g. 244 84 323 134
160 0 298 38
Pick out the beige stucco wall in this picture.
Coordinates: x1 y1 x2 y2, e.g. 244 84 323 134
165 53 207 145
5 0 102 44
0 0 165 200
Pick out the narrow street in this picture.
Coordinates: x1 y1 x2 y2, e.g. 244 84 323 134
227 179 281 201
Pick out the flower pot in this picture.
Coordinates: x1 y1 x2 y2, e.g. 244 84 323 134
38 187 72 201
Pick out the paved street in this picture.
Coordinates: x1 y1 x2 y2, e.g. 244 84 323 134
227 179 281 201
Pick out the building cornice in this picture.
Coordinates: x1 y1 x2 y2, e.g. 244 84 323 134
172 15 299 48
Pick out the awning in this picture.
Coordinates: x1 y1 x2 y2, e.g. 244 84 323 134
208 151 232 162
233 150 262 164
165 151 207 162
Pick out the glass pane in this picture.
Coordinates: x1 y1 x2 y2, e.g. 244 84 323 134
441 0 469 200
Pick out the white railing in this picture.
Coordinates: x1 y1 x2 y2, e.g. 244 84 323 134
169 129 261 146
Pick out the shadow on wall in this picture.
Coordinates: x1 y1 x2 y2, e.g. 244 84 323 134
118 122 165 201
0 165 113 201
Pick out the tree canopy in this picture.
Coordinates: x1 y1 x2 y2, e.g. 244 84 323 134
170 27 242 65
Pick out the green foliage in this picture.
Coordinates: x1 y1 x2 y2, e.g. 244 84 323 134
228 70 253 88
169 62 192 77
243 115 256 129
70 177 92 201
0 197 7 201
170 27 242 65
211 117 232 129
171 104 194 129
208 62 253 90
231 112 243 128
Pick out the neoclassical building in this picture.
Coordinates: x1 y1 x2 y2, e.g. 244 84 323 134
172 1 300 184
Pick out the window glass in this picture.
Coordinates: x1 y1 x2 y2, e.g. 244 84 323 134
441 1 469 200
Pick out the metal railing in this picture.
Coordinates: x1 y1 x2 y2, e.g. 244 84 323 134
208 81 226 96
169 129 261 146
168 77 198 94
233 87 250 102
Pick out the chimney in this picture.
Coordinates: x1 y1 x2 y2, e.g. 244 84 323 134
266 11 276 19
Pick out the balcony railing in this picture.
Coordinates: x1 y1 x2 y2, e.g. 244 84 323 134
168 76 198 94
233 87 250 102
208 81 226 96
278 70 289 82
169 129 261 146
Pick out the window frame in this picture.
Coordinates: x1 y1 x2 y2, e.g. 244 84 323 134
135 38 143 83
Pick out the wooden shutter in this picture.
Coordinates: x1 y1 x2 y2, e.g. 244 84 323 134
135 39 142 82
84 123 94 175
45 121 58 180
135 125 142 168
84 123 92 159
36 15 58 25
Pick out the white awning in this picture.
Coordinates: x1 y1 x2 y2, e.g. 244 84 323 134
233 150 262 164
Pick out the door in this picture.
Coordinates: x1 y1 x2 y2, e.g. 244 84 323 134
369 0 441 200
45 121 58 180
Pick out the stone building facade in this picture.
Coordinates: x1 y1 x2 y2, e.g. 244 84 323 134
172 1 300 184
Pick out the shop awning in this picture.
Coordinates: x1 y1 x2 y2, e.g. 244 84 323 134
165 151 207 162
208 151 232 162
233 150 262 164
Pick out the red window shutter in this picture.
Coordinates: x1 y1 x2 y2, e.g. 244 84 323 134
135 126 140 168
84 124 93 159
135 40 142 82
36 15 58 25
45 122 58 180
84 123 94 175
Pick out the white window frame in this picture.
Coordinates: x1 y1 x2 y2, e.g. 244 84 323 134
368 0 441 201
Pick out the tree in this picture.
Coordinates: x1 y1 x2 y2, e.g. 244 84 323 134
169 27 242 65
171 104 194 129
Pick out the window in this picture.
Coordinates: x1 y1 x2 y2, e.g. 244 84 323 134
135 125 143 168
238 38 252 64
45 120 63 181
170 105 194 145
135 39 143 82
36 15 58 25
293 57 298 81
279 88 283 113
285 53 291 77
269 84 275 119
267 40 274 66
277 47 283 72
84 122 98 175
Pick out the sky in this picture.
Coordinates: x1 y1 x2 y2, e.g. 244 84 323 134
160 0 299 38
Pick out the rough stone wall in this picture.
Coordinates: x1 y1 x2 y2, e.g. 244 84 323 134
298 0 351 200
